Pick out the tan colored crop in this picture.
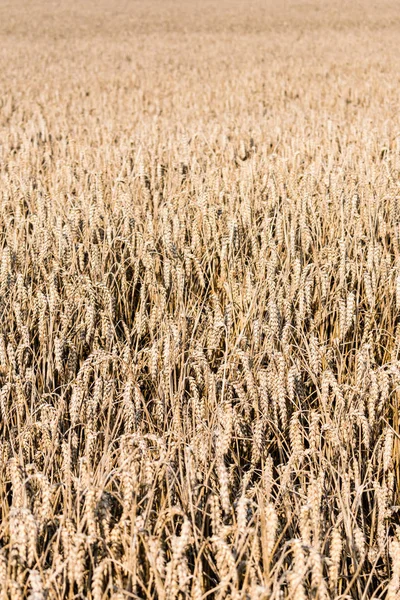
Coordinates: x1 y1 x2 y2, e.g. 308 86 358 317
0 0 400 597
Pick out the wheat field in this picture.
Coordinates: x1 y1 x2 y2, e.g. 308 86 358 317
1 1 400 598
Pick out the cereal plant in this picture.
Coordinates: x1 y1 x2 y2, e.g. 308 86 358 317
0 1 399 598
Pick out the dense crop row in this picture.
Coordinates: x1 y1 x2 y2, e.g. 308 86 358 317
1 1 400 598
